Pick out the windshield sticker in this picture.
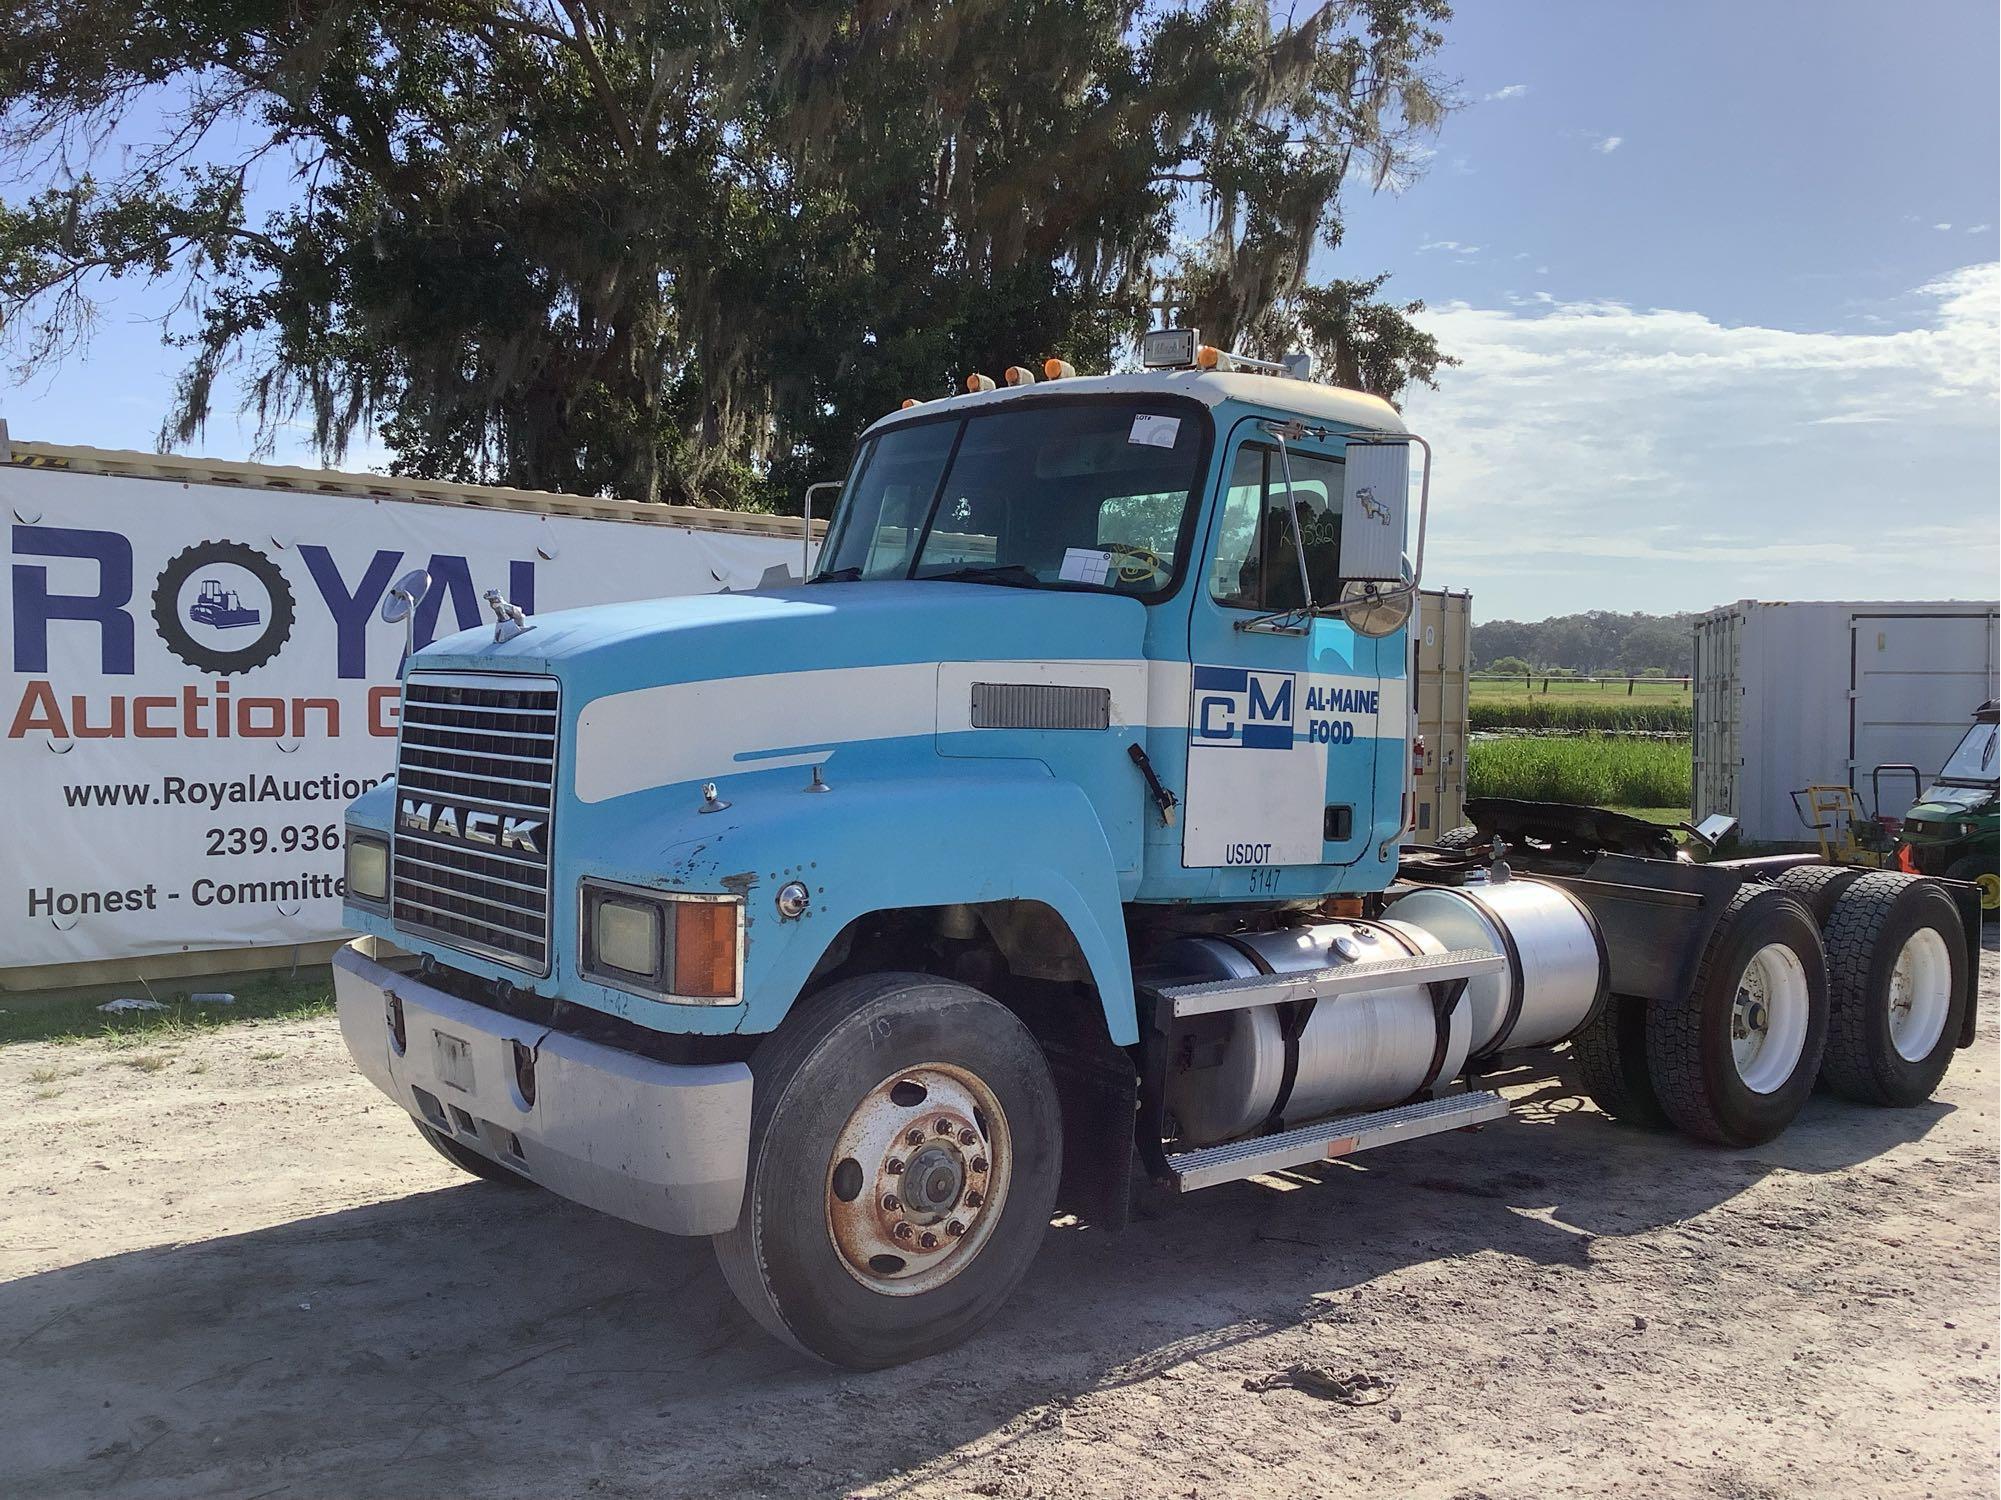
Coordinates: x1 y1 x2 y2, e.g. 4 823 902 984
1127 414 1181 449
1058 547 1113 585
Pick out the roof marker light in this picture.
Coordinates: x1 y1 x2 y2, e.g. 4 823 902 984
965 373 997 393
900 398 922 409
1005 365 1037 386
1195 344 1227 371
1042 358 1076 380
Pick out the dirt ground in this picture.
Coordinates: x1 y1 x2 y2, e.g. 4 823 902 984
3 936 1996 1500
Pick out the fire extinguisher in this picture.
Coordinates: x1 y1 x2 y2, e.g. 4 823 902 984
1412 735 1428 775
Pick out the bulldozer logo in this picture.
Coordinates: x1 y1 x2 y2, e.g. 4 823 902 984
150 539 297 675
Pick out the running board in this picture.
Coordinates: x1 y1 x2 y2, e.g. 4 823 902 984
1160 948 1506 1019
1165 1090 1510 1192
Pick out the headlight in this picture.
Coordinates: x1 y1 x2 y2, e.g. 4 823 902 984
594 895 662 978
580 881 740 1003
345 834 389 904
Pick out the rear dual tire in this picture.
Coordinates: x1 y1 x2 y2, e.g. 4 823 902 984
1644 888 1828 1148
1818 872 1968 1107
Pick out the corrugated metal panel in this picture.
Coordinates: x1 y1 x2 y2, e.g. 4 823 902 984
1412 588 1471 836
1692 600 2000 843
2 435 826 539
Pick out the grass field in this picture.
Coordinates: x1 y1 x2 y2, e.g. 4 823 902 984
1468 733 1691 810
1471 677 1692 701
0 969 333 1047
1469 698 1692 733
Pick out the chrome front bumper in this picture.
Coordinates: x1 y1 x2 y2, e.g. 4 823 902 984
333 940 752 1235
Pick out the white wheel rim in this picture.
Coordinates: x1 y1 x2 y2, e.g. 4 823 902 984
823 1063 1011 1297
1730 943 1810 1094
1887 928 1952 1062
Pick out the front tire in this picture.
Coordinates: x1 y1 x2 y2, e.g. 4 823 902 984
1645 888 1828 1147
713 972 1062 1369
1819 873 1968 1106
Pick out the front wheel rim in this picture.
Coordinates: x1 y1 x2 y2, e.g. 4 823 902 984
824 1062 1011 1297
1887 927 1953 1061
1730 943 1811 1094
1976 872 2000 912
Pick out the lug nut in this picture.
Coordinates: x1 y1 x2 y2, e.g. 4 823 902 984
918 1231 940 1249
965 1189 984 1208
886 1158 905 1175
958 1128 978 1146
946 1219 966 1237
881 1194 900 1212
970 1156 989 1174
905 1128 925 1146
893 1221 914 1241
935 1118 954 1136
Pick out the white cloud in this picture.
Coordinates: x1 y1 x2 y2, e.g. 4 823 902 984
1402 264 2001 617
1484 84 1531 102
1418 239 1482 257
1934 222 1954 231
1969 225 1992 234
1593 135 1624 154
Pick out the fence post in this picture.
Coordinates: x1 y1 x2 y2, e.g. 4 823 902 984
1628 677 1636 696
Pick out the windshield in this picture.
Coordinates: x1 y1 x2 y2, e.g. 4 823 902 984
814 399 1208 595
1937 719 1998 784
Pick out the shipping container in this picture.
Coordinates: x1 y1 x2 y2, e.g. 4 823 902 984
1412 587 1471 839
1693 599 2000 844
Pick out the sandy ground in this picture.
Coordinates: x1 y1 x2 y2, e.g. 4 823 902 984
2 936 1995 1500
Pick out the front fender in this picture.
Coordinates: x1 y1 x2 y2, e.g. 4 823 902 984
579 763 1140 1045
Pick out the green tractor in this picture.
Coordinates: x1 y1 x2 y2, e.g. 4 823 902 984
1895 699 1999 918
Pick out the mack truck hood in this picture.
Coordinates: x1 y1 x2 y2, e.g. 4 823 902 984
409 580 1151 805
411 579 1147 684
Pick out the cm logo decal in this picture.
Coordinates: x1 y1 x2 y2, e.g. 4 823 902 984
150 540 296 675
1191 666 1294 750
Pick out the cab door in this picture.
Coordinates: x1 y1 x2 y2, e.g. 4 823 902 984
1180 420 1382 873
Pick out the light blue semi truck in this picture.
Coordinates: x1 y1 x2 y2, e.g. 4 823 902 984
334 337 1982 1368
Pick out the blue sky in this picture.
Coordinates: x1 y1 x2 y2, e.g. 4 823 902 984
3 1 1996 621
1334 0 2000 618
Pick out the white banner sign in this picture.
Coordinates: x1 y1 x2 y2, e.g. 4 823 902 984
0 466 805 971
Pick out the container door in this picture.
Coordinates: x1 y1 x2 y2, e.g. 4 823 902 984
1850 610 2001 818
1692 611 1742 823
1180 424 1384 871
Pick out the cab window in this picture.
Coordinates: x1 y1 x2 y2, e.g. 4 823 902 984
1209 442 1345 611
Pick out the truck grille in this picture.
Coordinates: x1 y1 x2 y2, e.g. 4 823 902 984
391 672 559 975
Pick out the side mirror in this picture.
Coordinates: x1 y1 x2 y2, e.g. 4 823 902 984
380 569 431 680
379 569 431 624
1339 441 1409 582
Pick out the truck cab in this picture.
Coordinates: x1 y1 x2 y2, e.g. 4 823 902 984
334 347 1977 1369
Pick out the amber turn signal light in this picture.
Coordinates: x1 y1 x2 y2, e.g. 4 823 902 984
673 900 739 999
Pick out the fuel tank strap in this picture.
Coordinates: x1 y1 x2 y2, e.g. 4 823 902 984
1452 885 1526 1058
1376 922 1465 1098
1212 934 1311 1136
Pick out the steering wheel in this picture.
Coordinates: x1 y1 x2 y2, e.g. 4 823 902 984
1102 543 1167 587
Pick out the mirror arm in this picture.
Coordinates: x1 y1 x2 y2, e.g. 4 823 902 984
1256 419 1317 619
802 481 841 578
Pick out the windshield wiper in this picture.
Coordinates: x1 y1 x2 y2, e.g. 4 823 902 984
808 566 864 584
922 563 1046 588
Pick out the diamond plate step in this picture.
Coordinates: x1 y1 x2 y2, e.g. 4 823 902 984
1166 1090 1510 1191
1159 947 1506 1019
